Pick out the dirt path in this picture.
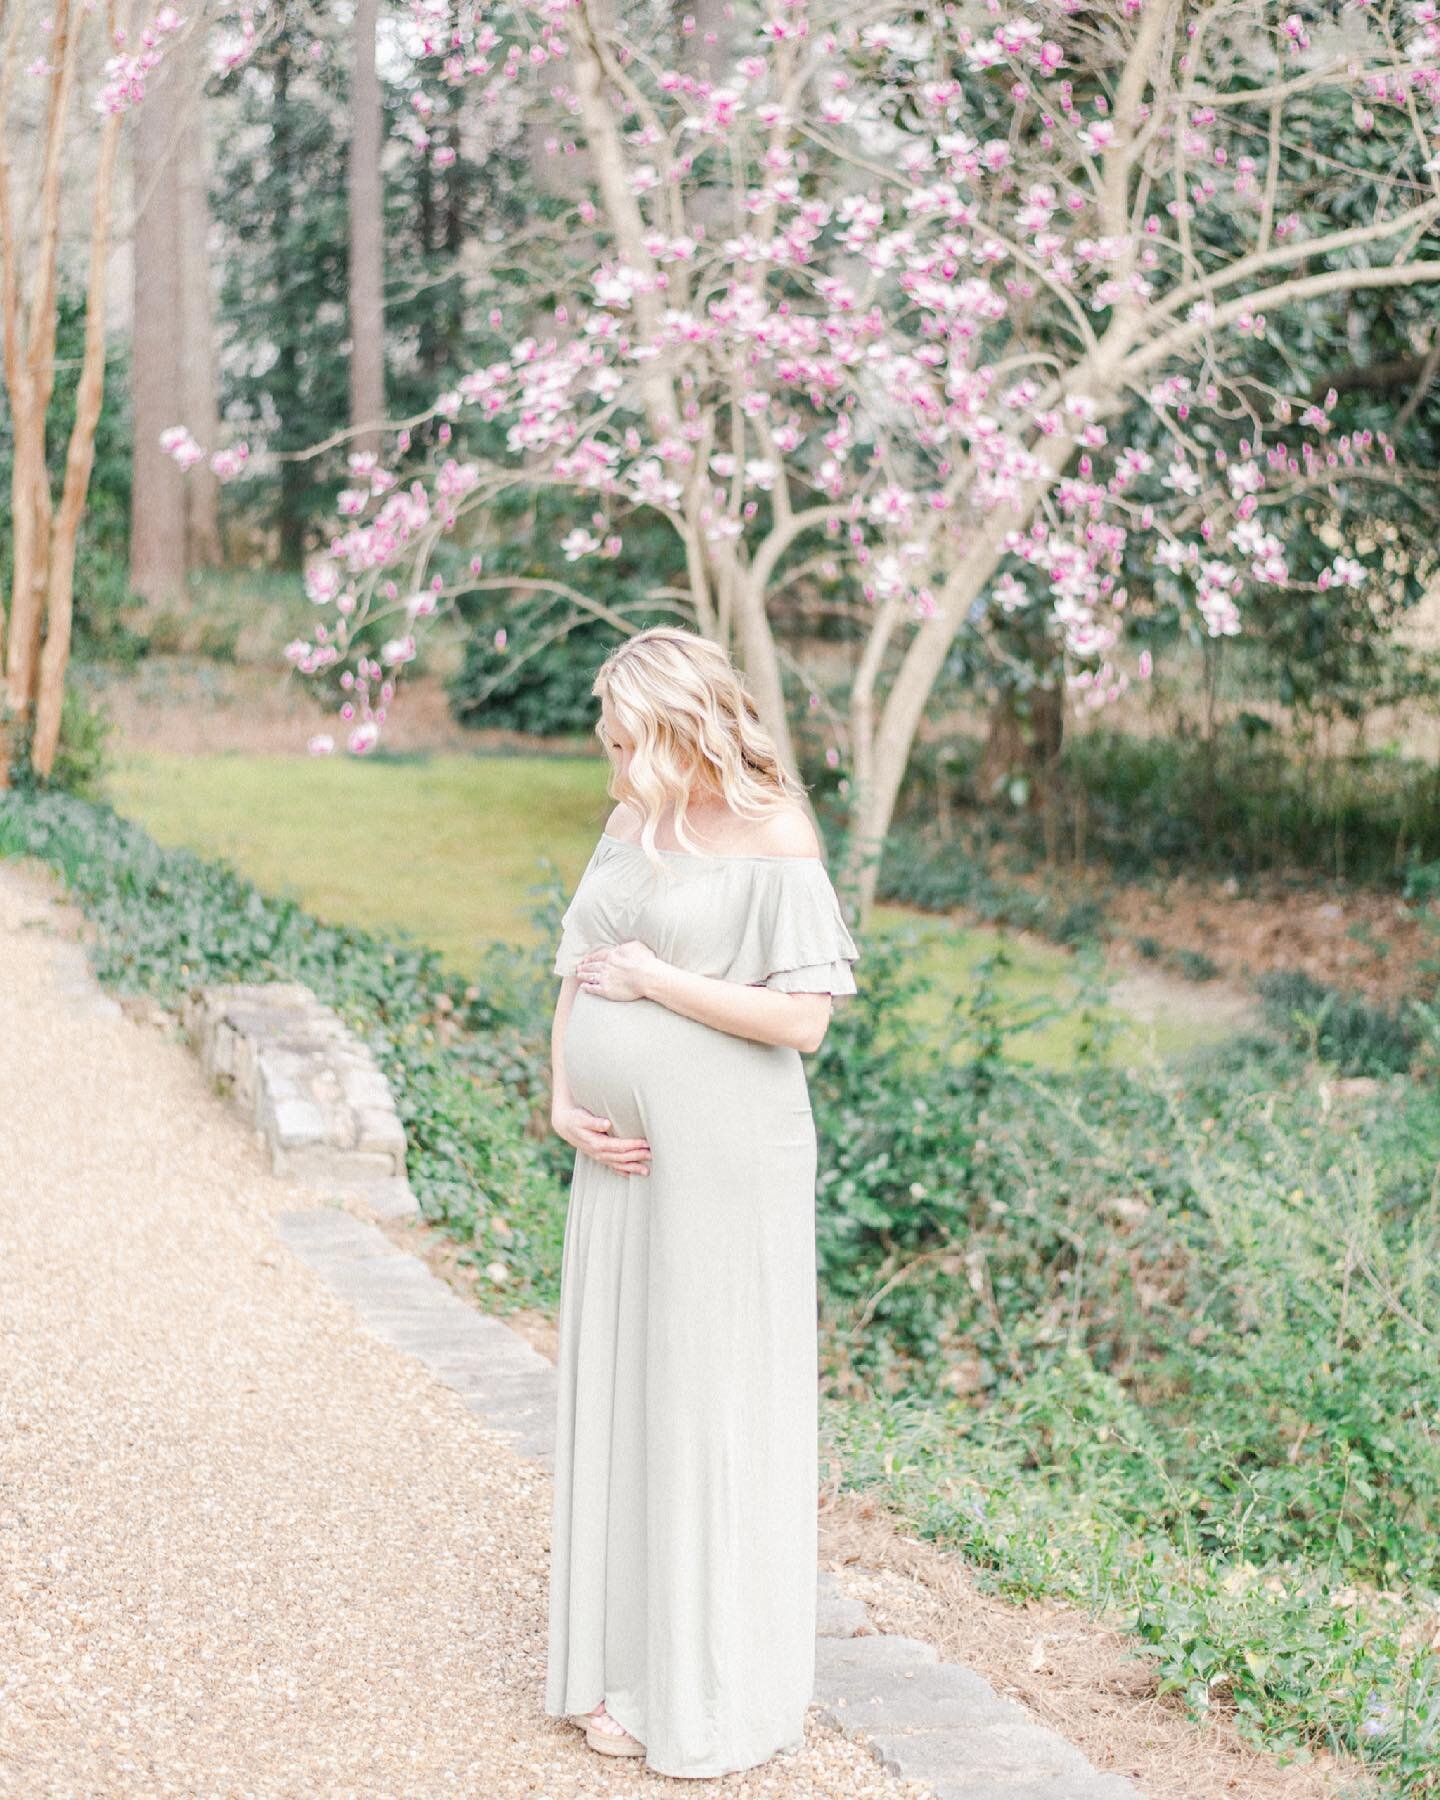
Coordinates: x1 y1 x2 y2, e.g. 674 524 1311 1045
0 861 927 1800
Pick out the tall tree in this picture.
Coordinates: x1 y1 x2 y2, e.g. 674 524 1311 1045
348 0 385 457
177 18 224 569
213 5 350 565
129 35 189 610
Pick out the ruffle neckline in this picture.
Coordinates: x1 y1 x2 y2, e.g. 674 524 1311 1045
560 833 861 996
599 833 828 866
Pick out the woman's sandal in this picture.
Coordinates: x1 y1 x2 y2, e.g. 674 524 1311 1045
583 1701 646 1757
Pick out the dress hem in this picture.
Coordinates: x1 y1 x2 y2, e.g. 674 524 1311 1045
543 1694 806 1781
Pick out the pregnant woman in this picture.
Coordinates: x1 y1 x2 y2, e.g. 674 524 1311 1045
543 626 861 1779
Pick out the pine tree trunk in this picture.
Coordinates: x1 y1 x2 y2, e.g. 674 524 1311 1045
272 40 307 567
348 0 384 458
178 22 223 569
128 39 189 611
5 401 53 730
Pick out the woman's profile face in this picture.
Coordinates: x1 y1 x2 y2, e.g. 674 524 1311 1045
599 694 635 783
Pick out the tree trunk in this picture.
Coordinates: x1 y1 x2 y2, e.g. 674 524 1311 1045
348 0 385 457
34 111 127 776
272 40 307 567
2 0 79 779
178 21 224 568
5 402 53 729
128 35 189 610
733 574 800 796
841 518 1017 916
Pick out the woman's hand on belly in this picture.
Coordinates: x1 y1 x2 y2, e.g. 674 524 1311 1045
551 1099 652 1178
575 939 665 1002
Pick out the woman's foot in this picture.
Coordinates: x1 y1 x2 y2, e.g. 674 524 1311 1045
584 1701 645 1757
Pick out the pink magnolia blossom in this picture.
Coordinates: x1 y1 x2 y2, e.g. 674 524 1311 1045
209 444 250 481
159 426 205 472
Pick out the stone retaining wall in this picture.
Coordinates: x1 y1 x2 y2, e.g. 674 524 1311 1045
182 982 418 1221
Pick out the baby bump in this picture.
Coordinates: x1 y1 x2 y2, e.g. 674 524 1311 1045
562 992 813 1153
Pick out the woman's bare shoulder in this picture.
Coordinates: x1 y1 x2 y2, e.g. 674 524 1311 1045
746 804 822 861
602 801 640 842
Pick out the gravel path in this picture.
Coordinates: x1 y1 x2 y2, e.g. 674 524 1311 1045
0 861 931 1800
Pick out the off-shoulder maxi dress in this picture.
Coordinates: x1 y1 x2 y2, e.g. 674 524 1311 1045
543 832 861 1779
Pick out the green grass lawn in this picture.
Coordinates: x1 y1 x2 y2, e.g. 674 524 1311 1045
105 749 1231 1068
107 749 600 967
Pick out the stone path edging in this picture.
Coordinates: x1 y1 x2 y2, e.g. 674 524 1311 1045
182 983 418 1221
280 1205 1142 1799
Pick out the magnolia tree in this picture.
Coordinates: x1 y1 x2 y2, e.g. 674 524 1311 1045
181 0 1440 910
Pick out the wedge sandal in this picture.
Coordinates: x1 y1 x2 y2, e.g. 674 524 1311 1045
584 1705 646 1757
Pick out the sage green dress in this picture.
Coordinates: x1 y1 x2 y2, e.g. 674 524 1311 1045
543 832 861 1779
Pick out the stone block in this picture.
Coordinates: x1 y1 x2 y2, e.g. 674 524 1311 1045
341 1178 419 1222
355 1109 406 1163
815 1634 940 1682
815 1571 870 1639
233 1037 260 1111
865 1717 1096 1784
343 1070 394 1112
268 1097 326 1147
209 1020 237 1083
187 980 416 1222
271 1145 397 1183
813 1656 1011 1733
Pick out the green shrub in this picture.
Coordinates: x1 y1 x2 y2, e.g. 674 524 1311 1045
872 824 1108 945
895 727 1440 890
1402 857 1440 909
824 1053 1440 1792
1257 970 1419 1075
448 615 615 736
3 688 114 802
0 286 146 667
1174 947 1220 982
1056 730 1440 885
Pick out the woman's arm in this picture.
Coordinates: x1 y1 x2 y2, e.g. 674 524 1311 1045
650 959 834 1054
551 973 578 1098
574 944 834 1054
550 974 652 1176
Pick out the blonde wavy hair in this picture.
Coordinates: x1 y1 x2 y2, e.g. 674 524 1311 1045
591 626 807 875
